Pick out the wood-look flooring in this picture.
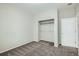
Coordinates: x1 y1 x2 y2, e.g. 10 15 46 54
0 40 78 56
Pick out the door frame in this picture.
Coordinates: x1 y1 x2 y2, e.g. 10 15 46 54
38 19 54 42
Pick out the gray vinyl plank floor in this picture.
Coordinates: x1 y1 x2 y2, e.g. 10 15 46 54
0 41 78 56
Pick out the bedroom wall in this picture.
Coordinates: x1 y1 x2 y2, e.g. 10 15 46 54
0 4 34 53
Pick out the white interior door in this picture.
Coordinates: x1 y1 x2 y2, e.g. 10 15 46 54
61 17 76 47
40 22 54 42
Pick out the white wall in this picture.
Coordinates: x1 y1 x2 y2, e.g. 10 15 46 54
0 4 34 53
33 9 58 47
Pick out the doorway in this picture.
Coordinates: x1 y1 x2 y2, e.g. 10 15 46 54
61 17 76 47
39 19 54 42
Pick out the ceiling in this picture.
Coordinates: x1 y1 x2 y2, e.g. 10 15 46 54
27 3 66 13
14 3 67 15
0 3 77 15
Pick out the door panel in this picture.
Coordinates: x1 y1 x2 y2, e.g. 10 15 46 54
61 17 76 47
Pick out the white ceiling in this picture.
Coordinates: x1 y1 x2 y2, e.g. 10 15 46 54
0 3 77 15
14 3 67 15
27 3 66 13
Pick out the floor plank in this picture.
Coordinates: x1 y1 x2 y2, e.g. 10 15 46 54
0 41 78 56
